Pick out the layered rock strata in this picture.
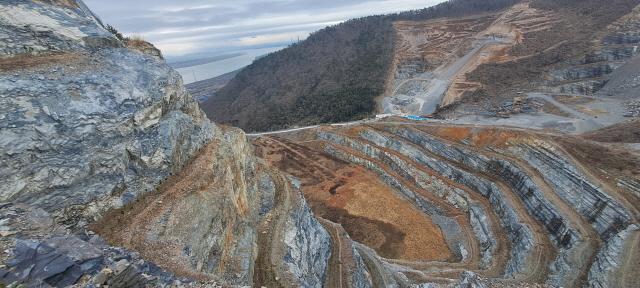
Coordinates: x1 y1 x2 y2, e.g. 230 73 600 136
252 123 639 287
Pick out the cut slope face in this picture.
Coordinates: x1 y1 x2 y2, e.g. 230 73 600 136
253 122 640 287
383 2 561 114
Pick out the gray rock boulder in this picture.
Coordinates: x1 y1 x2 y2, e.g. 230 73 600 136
1 237 102 287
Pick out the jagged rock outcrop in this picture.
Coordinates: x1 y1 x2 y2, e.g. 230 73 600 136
281 187 332 287
0 1 332 287
0 0 216 221
0 202 186 287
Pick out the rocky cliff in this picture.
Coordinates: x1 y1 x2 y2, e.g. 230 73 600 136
0 0 216 220
0 1 331 287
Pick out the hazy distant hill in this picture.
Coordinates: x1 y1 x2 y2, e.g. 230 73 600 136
185 69 241 102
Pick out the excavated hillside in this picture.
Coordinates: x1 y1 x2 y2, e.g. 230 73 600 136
202 0 640 133
202 0 522 132
251 122 640 287
425 0 640 131
1 1 639 288
386 0 640 122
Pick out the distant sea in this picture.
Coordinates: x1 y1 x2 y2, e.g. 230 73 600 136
176 47 284 84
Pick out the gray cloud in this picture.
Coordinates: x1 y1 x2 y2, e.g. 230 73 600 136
84 0 444 58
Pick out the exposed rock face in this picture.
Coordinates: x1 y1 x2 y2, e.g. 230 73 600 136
0 203 184 287
0 0 118 56
514 141 637 287
0 49 216 218
545 5 640 97
0 0 216 221
517 142 631 237
91 129 331 287
588 224 640 288
0 1 331 287
379 127 591 286
282 189 332 287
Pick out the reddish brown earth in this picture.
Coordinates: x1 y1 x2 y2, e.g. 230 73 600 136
253 136 452 261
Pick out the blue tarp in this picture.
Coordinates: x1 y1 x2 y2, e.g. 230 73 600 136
403 115 429 121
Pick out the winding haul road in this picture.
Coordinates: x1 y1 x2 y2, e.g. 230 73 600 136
384 37 510 115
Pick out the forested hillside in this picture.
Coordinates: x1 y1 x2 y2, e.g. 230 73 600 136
201 0 521 132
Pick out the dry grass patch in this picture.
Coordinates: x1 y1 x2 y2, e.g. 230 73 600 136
35 0 79 9
0 53 85 72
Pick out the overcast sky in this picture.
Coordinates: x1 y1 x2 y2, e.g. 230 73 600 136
84 0 444 58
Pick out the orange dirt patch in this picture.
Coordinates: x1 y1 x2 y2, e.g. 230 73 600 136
416 126 524 148
427 126 473 143
471 129 524 148
253 136 452 261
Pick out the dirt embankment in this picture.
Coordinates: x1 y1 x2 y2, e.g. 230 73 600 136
582 120 640 143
